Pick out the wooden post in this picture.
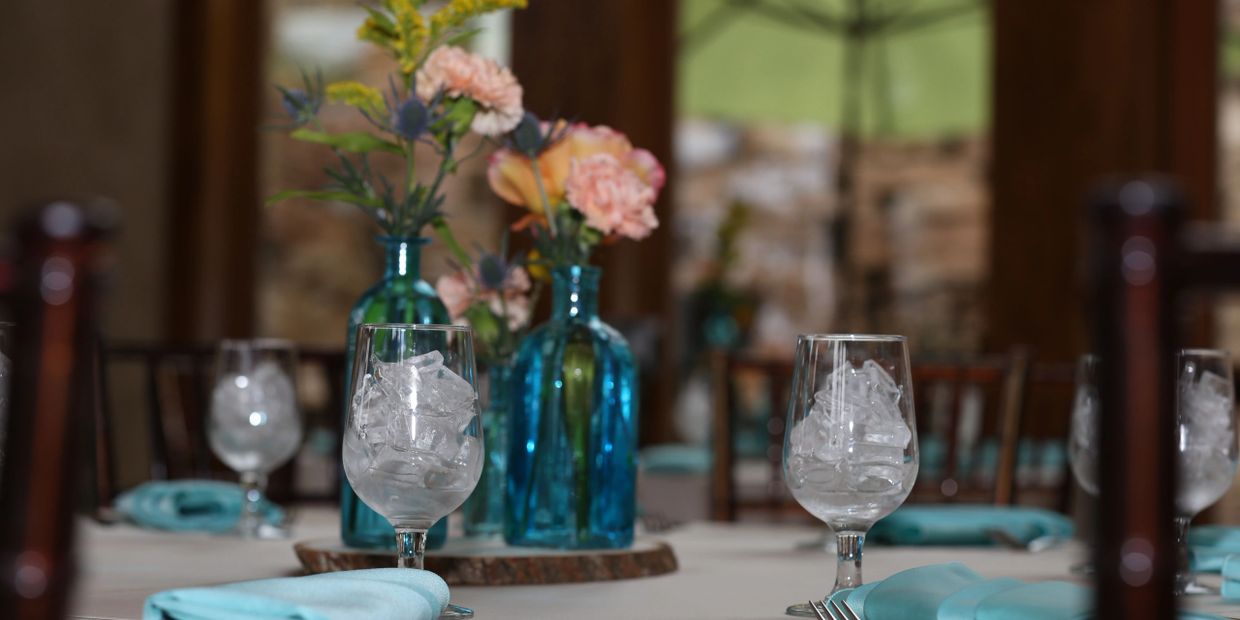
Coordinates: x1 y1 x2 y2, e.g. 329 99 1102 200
164 0 265 341
989 0 1217 361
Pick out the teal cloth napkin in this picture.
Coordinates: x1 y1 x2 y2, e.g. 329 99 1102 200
827 563 1224 619
868 505 1074 546
1189 525 1240 572
827 563 1091 620
1222 554 1240 600
640 444 712 474
143 568 448 620
115 480 284 533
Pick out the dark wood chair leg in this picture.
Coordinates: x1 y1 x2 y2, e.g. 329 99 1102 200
708 350 735 521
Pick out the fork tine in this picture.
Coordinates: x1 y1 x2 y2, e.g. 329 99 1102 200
829 598 863 620
808 600 829 620
845 599 864 620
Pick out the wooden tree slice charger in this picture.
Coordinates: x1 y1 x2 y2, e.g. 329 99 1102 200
294 537 679 586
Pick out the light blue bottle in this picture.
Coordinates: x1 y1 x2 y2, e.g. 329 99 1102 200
505 265 638 549
340 236 448 549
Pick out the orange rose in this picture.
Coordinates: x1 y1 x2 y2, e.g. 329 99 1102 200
487 122 665 214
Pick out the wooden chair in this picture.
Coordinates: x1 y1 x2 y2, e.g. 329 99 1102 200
906 352 1031 506
709 347 1033 521
94 342 347 512
0 199 112 619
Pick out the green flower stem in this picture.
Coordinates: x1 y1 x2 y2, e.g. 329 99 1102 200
432 218 472 268
404 138 417 228
562 340 595 541
531 157 558 238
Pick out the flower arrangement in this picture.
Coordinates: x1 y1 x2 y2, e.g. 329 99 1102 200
434 240 537 363
487 119 666 267
270 0 527 239
270 0 666 363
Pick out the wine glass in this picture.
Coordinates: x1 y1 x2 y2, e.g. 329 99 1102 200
782 334 919 617
343 324 483 619
208 339 303 538
0 321 12 475
1175 348 1238 595
1068 355 1100 496
1067 354 1099 574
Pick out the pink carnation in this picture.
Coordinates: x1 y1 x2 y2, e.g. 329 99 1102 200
564 153 659 240
435 270 475 321
416 46 524 136
434 264 533 330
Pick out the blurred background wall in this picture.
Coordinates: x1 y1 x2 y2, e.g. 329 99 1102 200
0 0 172 343
8 0 1240 517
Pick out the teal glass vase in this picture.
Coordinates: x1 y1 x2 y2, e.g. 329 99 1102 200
461 360 513 537
340 236 449 550
505 265 639 549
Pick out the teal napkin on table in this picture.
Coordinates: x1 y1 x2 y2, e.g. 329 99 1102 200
143 568 448 620
115 480 284 533
827 563 1091 620
1190 525 1240 572
1222 554 1240 600
827 563 1224 619
868 505 1074 546
640 444 712 474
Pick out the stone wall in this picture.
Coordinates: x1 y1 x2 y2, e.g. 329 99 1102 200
673 120 989 356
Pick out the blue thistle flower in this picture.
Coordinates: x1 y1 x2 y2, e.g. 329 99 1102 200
394 98 430 140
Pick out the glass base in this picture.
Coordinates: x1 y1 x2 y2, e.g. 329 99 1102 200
786 601 823 618
441 603 474 619
1178 576 1218 596
226 521 290 540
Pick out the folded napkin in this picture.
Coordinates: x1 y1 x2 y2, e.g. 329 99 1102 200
640 444 712 474
867 505 1074 546
829 563 1224 620
115 480 284 533
828 563 1090 620
143 568 448 620
1189 525 1240 573
1222 554 1240 600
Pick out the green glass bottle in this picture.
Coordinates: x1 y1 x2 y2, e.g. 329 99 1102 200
340 236 450 549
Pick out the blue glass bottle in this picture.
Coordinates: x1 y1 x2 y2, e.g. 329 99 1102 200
461 360 513 537
341 236 448 549
506 265 638 549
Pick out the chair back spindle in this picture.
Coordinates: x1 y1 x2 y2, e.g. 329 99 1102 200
1089 179 1179 618
0 200 112 620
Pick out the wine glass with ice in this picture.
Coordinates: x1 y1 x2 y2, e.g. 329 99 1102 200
208 339 303 538
1175 348 1237 595
1067 354 1099 574
782 334 919 617
343 324 484 619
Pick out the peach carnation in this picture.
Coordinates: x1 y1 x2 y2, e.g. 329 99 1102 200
416 46 523 136
488 122 666 215
564 153 659 240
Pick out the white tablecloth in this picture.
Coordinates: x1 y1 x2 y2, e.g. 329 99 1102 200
70 507 1239 620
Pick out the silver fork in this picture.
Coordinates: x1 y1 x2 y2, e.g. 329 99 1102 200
808 600 829 620
809 599 862 620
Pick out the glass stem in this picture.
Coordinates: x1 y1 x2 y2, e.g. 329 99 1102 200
395 528 428 569
833 531 865 593
240 472 266 535
1175 515 1192 593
